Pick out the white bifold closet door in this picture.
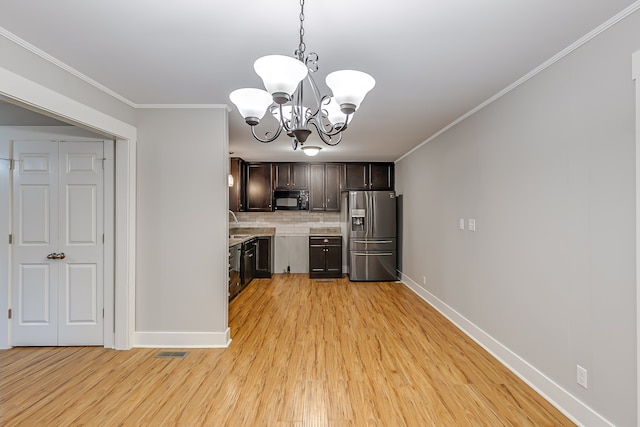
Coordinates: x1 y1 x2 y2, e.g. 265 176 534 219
12 141 104 346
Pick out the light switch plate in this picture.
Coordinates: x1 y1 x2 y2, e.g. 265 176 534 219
459 218 465 230
468 218 476 232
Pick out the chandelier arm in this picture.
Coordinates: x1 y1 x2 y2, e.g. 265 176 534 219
308 120 343 146
250 122 285 143
308 115 348 138
305 73 324 115
316 95 339 134
304 76 351 136
272 104 294 133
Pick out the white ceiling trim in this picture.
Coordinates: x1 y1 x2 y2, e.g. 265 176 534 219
0 25 236 113
395 0 640 164
136 104 231 111
0 26 238 113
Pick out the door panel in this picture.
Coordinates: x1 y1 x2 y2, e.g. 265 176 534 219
12 143 59 346
19 264 53 323
65 264 97 322
16 263 58 345
66 185 98 244
58 142 103 346
19 185 51 244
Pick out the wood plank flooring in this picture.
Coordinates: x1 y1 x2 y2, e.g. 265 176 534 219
0 274 575 426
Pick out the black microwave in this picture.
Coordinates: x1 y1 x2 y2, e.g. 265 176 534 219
273 190 309 210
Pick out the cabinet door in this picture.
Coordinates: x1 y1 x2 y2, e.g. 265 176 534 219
325 245 342 275
309 164 326 211
229 157 245 212
343 163 369 190
370 163 394 190
246 163 272 211
272 163 290 190
255 237 272 278
324 164 341 211
309 244 326 275
290 163 309 189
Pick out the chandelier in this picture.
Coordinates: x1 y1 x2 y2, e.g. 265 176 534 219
229 0 375 156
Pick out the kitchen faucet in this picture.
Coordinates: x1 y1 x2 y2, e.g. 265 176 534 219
228 210 239 223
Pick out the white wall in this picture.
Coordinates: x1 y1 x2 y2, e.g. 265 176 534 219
135 108 230 347
396 9 639 427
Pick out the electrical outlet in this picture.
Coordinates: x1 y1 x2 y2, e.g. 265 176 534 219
576 365 588 389
422 276 426 285
459 218 465 230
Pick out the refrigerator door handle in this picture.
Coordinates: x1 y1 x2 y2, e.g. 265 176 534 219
352 240 393 244
370 192 375 236
352 252 394 256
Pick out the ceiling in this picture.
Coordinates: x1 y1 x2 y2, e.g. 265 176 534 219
0 0 636 162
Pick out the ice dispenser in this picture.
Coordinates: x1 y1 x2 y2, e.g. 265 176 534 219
351 208 366 231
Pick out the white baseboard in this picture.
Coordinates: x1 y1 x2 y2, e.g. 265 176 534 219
134 328 231 348
400 273 614 427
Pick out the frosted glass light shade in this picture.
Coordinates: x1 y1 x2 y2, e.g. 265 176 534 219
301 146 321 156
229 88 273 125
254 55 308 101
324 97 353 127
326 70 375 113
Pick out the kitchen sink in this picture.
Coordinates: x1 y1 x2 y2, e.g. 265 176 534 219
229 234 252 239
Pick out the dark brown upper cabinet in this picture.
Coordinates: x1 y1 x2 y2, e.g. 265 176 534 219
229 157 245 212
309 163 341 211
272 163 309 190
246 163 273 211
343 162 394 191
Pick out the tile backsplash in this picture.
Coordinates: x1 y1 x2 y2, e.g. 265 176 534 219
231 211 340 236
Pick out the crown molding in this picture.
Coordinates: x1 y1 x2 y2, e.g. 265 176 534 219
0 26 233 111
396 1 640 163
0 26 137 108
135 104 229 109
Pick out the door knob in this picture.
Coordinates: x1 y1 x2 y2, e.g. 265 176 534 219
46 252 66 260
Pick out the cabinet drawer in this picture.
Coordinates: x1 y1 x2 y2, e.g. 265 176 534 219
309 236 341 246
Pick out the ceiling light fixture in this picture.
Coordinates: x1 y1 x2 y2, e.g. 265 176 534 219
229 0 375 153
301 146 321 156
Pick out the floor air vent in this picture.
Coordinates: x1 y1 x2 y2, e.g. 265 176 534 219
154 351 189 359
315 279 336 284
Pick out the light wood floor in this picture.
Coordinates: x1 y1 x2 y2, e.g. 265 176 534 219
0 274 575 426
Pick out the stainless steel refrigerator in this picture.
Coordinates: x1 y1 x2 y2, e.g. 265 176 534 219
346 191 397 281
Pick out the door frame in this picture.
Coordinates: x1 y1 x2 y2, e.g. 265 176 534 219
0 66 137 350
633 48 640 427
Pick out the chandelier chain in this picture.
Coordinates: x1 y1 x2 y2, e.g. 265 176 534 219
297 0 306 59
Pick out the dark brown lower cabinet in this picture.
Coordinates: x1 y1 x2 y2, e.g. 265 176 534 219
309 236 342 278
255 236 272 278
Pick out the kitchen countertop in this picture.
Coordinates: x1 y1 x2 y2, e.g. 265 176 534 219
229 227 276 247
309 227 342 237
